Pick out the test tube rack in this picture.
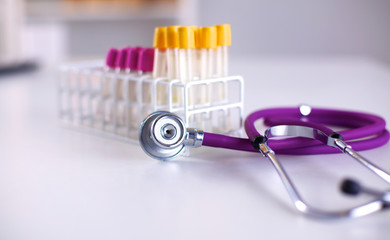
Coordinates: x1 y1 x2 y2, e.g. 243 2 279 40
59 60 244 145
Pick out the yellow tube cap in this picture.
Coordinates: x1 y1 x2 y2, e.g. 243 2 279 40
166 26 180 48
216 24 231 46
153 27 167 50
199 26 217 49
190 26 199 48
178 26 196 49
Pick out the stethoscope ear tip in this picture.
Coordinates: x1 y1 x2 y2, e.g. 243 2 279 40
341 179 362 196
139 111 186 161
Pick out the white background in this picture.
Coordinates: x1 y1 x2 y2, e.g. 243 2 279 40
198 0 390 64
9 0 390 65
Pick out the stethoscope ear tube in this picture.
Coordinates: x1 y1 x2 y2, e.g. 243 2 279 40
245 107 390 154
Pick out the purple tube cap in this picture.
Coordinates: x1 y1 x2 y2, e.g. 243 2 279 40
106 48 119 69
138 48 155 72
116 47 130 70
126 47 143 71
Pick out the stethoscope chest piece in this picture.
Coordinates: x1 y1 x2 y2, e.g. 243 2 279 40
139 111 186 160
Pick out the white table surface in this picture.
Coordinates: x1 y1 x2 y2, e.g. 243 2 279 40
0 57 389 240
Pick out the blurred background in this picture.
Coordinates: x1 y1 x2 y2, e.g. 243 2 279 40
1 0 390 68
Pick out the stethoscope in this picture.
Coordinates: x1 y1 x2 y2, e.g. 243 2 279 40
139 105 390 219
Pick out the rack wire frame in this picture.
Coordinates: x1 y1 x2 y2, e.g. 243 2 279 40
58 60 244 146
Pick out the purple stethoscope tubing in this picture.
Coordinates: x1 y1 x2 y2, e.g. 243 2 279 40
202 107 390 155
138 106 390 218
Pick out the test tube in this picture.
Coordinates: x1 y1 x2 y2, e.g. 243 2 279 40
104 47 131 126
216 24 231 78
191 26 200 79
140 48 155 106
215 24 232 132
89 49 117 93
125 47 142 129
166 26 180 80
166 26 180 104
115 48 129 99
92 48 118 126
114 47 130 127
178 26 196 83
178 26 196 106
189 26 216 128
153 27 167 79
103 48 119 98
153 27 167 105
199 26 217 103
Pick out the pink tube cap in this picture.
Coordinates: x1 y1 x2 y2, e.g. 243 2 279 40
126 47 142 71
138 48 155 72
105 48 119 69
116 47 129 70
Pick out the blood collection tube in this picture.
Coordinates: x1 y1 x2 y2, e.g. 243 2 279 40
126 47 143 99
153 27 168 105
126 47 141 75
125 47 142 129
115 47 129 100
92 48 118 126
166 26 180 104
152 27 167 79
178 26 196 106
216 24 232 132
139 48 155 105
216 24 231 77
103 48 119 97
90 49 117 93
114 47 130 127
104 47 132 126
190 26 200 79
166 26 180 80
178 26 196 83
198 26 217 105
199 26 217 79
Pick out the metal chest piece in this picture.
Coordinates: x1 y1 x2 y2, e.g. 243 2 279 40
139 111 186 160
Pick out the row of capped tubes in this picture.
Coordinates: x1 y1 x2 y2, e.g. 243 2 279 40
153 24 231 107
59 23 237 138
153 24 231 80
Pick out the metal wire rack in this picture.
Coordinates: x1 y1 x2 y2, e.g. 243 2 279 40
59 60 244 144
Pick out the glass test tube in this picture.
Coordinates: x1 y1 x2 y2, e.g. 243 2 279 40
178 27 196 106
115 47 129 100
152 27 167 105
216 24 231 101
215 24 232 132
166 26 180 105
114 47 130 127
92 48 118 126
189 26 216 129
140 48 156 107
139 48 155 121
126 47 142 130
199 26 217 104
102 49 119 98
216 46 229 77
191 26 200 79
104 47 130 127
